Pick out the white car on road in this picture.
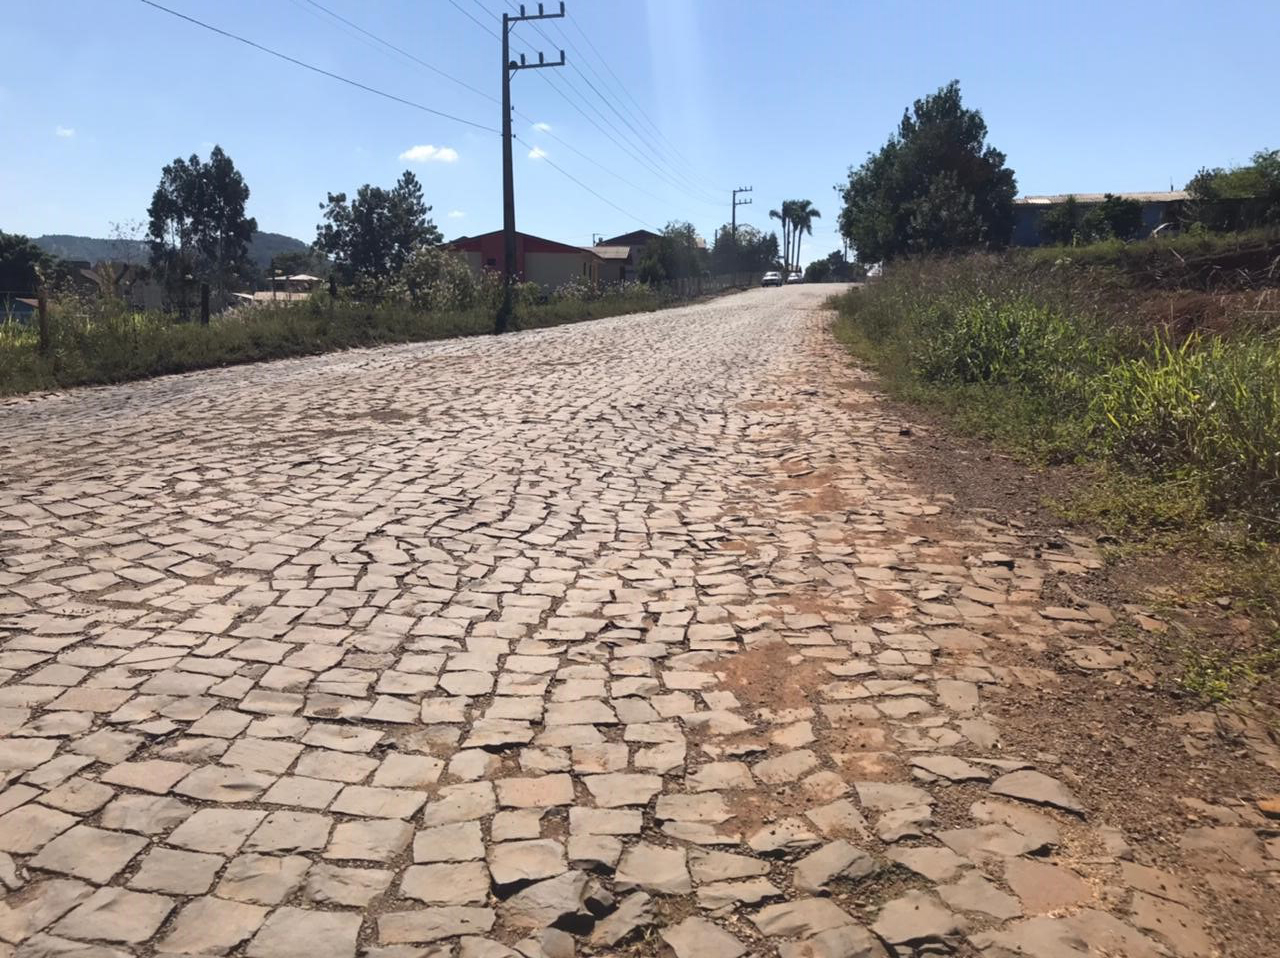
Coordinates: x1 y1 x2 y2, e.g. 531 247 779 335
786 272 803 284
761 271 782 287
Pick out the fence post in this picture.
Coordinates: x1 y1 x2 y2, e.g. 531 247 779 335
37 286 50 355
200 283 210 326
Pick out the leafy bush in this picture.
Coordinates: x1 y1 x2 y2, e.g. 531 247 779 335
394 246 494 312
910 296 1111 392
1089 333 1280 518
831 251 1280 527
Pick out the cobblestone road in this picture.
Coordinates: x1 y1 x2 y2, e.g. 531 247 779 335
0 287 1253 957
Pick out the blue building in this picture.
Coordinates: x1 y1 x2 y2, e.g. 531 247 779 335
1012 191 1188 246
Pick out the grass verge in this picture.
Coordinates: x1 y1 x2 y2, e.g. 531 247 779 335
830 253 1280 705
0 287 690 397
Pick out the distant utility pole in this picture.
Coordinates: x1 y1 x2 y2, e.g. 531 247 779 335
731 186 753 237
731 186 752 279
497 2 566 334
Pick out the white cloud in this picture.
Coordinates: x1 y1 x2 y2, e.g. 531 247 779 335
532 121 552 132
55 125 75 138
448 210 466 219
399 144 459 163
527 145 548 160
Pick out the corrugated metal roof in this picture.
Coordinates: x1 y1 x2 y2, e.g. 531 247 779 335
1015 190 1189 205
588 246 631 259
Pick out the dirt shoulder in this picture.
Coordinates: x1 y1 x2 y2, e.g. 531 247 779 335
842 365 1280 954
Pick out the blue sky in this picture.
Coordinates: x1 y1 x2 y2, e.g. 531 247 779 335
4 0 1276 266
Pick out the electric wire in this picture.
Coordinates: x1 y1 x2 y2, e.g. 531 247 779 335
137 0 499 134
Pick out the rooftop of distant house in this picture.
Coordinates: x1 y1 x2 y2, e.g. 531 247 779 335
588 246 632 260
1015 190 1189 205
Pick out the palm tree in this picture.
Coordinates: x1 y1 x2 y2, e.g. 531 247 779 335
789 201 821 272
769 203 793 272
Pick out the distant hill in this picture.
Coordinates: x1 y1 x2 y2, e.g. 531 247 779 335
32 231 310 269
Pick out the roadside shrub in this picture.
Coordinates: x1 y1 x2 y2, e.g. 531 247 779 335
910 296 1111 393
1089 333 1280 520
830 249 1280 529
395 246 483 312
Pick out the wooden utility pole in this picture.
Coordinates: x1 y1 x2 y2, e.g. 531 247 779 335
731 186 752 238
731 187 752 281
497 2 567 334
37 286 50 355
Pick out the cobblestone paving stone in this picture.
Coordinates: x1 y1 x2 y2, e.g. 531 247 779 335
0 286 1269 956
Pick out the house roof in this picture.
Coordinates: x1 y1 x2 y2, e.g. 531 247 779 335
589 246 632 260
448 230 603 259
1015 190 1189 205
234 291 312 303
598 229 661 247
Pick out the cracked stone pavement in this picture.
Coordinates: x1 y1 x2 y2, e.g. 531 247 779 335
0 286 1270 957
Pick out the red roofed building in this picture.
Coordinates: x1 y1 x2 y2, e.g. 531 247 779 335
446 230 603 288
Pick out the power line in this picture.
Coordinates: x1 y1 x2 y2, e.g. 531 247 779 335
564 16 725 195
515 135 658 231
450 0 500 39
530 70 720 208
506 2 723 203
137 0 498 134
452 0 499 39
293 0 680 215
302 0 497 104
523 123 692 209
453 2 721 210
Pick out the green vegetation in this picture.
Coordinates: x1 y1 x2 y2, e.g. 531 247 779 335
0 273 724 396
710 224 780 276
316 170 441 284
769 200 823 274
836 81 1016 262
1039 193 1145 245
0 232 52 296
830 255 1279 524
637 222 708 284
1018 226 1279 273
147 146 258 303
830 247 1280 703
804 251 865 283
1186 148 1280 232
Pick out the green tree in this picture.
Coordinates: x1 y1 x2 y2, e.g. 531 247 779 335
395 245 483 311
1079 193 1144 241
0 232 53 297
638 221 706 284
269 250 330 278
711 225 780 275
804 250 864 283
769 202 794 272
788 200 821 270
1038 195 1081 246
147 145 257 304
316 170 440 284
1186 149 1280 231
837 81 1017 262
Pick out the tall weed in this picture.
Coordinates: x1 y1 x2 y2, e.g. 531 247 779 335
831 252 1280 529
1090 333 1280 522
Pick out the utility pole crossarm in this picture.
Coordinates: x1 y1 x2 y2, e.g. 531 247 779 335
512 50 567 71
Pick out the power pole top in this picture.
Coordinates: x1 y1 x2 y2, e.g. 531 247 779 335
731 186 753 237
497 2 567 334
